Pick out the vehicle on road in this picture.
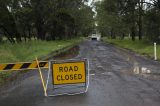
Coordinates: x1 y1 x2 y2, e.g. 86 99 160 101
89 30 101 41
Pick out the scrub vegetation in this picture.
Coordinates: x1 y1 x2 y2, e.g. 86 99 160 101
104 38 160 60
95 0 160 60
95 0 160 42
0 0 94 85
0 38 82 63
0 38 82 85
0 0 94 43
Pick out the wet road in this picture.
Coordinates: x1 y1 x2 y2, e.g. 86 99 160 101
1 40 160 106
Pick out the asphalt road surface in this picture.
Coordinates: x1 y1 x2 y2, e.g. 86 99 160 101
0 40 160 106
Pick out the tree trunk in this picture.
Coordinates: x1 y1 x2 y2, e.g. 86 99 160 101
110 28 114 39
0 25 15 43
138 0 143 40
37 25 45 40
0 3 21 43
64 24 68 39
131 26 136 41
28 26 31 40
3 31 15 43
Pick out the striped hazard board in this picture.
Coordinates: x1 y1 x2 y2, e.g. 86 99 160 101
0 61 49 71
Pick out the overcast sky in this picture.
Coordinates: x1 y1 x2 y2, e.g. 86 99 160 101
87 0 93 5
87 0 101 6
87 0 151 5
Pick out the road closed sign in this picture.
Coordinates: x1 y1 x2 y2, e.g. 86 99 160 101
52 61 86 85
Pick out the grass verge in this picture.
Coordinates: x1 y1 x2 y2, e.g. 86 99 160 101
103 37 160 60
0 38 83 63
0 38 83 85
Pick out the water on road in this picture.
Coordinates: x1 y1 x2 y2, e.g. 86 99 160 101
0 40 160 106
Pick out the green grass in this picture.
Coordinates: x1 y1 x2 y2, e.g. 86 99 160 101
0 37 83 85
103 37 160 60
0 38 83 63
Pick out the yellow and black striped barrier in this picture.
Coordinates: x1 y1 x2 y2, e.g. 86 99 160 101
0 61 49 71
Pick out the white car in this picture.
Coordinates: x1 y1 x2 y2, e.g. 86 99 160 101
91 34 101 41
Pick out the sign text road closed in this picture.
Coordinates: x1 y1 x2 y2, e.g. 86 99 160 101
52 62 86 85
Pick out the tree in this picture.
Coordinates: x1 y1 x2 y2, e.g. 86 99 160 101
95 0 160 42
0 0 94 43
0 0 22 43
95 0 129 39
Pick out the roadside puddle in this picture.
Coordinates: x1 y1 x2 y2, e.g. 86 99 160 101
122 65 160 80
117 50 160 80
132 66 160 80
133 66 151 74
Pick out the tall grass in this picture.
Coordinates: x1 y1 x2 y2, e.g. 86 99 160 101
0 38 82 63
104 38 160 60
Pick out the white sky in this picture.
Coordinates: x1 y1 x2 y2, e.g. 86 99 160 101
87 0 102 6
87 0 151 5
86 0 152 16
87 0 93 5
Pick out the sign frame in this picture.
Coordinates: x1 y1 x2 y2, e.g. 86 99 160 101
46 58 89 96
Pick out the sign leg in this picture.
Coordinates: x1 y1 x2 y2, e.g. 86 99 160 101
36 57 47 97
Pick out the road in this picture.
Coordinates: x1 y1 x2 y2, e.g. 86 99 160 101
0 40 160 106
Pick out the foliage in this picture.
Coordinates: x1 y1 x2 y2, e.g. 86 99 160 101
0 0 94 43
144 8 160 42
104 38 160 59
0 38 82 63
95 0 160 41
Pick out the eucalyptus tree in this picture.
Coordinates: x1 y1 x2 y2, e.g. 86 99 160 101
0 0 22 43
0 0 94 42
96 0 129 39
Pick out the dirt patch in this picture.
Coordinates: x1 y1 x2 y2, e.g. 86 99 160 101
51 45 79 60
